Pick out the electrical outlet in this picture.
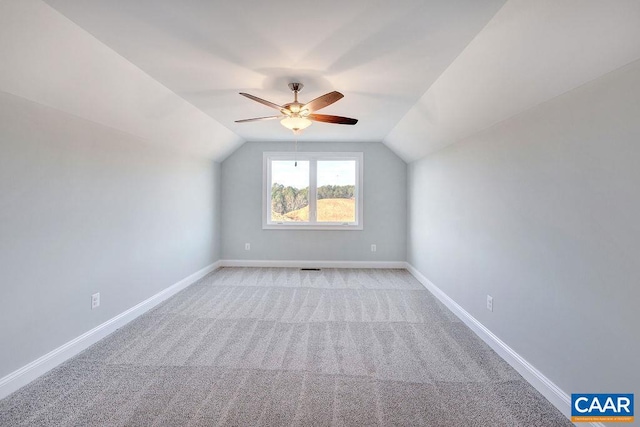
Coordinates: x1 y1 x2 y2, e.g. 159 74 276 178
486 295 493 312
91 292 100 309
371 244 377 252
245 243 250 251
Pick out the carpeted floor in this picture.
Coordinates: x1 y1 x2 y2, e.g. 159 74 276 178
0 268 572 426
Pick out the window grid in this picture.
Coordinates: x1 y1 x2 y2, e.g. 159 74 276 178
263 152 363 230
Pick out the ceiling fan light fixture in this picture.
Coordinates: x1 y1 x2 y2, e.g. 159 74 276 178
236 83 357 131
281 115 312 132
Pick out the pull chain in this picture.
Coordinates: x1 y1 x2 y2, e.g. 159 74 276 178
294 137 298 167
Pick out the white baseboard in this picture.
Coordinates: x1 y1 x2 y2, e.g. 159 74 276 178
405 263 600 426
220 259 406 269
0 261 221 400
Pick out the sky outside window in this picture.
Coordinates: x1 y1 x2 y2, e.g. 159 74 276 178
271 160 309 188
317 160 355 187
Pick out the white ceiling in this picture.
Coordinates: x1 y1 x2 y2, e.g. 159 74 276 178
386 0 640 161
3 0 640 162
40 0 506 146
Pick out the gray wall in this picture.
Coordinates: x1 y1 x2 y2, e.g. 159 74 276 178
222 142 406 261
407 60 640 394
0 92 222 378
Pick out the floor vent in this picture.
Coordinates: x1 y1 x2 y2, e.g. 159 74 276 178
300 268 321 271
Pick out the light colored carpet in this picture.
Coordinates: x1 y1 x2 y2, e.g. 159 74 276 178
0 268 572 426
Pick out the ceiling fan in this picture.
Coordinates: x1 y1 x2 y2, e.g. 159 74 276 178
235 83 358 134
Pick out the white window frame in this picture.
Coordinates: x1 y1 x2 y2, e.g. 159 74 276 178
263 152 364 230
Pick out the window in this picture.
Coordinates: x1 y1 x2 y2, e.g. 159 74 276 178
263 152 363 230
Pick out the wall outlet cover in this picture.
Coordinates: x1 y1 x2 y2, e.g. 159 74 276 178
91 293 100 309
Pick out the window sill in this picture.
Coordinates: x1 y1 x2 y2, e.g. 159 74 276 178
263 223 363 231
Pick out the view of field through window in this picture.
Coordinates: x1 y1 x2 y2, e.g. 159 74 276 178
270 160 356 223
270 160 309 222
316 160 356 222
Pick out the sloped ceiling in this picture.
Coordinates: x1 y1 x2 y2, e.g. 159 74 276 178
386 0 640 161
2 0 640 162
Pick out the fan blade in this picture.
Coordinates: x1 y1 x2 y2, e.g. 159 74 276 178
235 115 283 123
302 91 344 112
308 114 358 125
239 93 288 113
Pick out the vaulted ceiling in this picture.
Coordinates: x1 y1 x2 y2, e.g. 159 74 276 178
2 0 640 162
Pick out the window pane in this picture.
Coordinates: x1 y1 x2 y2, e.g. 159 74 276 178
271 160 309 222
316 160 356 223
